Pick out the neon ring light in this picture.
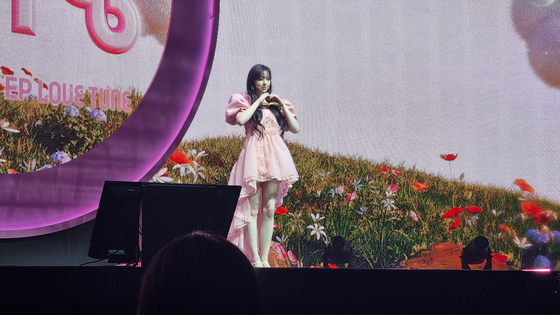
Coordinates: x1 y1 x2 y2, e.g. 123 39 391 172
0 0 219 238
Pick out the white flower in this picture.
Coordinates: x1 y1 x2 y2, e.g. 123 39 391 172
352 179 363 190
513 236 532 249
316 190 322 197
491 209 505 217
186 149 208 162
357 207 368 215
288 213 305 233
318 171 330 178
275 235 288 244
19 159 37 172
172 163 187 177
0 147 5 163
1 119 20 133
186 161 206 183
381 199 395 210
151 168 173 183
311 213 325 222
307 223 327 240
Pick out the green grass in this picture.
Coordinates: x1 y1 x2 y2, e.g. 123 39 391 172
0 89 141 172
159 136 560 270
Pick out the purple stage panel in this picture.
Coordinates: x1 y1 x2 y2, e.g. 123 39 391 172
0 0 219 238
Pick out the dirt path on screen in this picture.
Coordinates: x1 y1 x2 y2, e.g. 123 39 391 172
402 243 513 270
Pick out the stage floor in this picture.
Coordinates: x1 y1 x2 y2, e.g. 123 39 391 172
0 266 558 315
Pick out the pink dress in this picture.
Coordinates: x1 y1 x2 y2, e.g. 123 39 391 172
225 92 298 259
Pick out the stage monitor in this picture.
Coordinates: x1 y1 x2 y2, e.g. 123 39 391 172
88 181 241 266
87 181 143 263
139 183 241 266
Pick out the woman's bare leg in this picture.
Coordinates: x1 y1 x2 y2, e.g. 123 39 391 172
246 182 261 265
259 179 279 267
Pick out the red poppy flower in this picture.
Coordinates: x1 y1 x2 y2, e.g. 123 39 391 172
21 68 32 76
492 253 508 263
465 206 482 214
442 207 463 219
8 169 18 174
274 206 288 215
43 83 48 90
440 154 458 161
273 223 278 230
521 202 542 214
0 83 5 91
34 78 39 83
169 151 193 165
513 179 535 195
532 210 554 225
412 183 429 191
1 66 14 75
499 225 512 232
327 263 339 268
392 170 402 176
380 167 389 174
448 218 461 231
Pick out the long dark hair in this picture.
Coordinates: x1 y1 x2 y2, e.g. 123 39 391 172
246 64 287 138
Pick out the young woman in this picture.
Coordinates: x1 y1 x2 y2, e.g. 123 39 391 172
226 64 300 267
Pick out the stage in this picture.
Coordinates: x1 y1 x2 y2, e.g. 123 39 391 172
0 266 558 315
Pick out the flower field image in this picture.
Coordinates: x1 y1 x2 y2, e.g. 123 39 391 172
0 66 142 174
162 136 560 270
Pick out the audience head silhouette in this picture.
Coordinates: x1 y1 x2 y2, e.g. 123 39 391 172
137 231 261 315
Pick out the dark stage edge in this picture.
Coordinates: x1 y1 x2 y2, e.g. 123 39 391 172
0 267 558 315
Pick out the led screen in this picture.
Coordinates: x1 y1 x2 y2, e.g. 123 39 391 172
169 0 559 269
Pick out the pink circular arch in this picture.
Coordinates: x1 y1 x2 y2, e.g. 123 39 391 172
0 0 219 238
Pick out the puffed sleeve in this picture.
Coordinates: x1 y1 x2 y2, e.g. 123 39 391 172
281 99 297 119
225 93 251 125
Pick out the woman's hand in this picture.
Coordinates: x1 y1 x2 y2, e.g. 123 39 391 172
258 93 270 105
237 93 270 125
267 94 300 133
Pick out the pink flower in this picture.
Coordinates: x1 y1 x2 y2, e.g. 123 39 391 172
385 185 398 196
346 192 357 201
336 185 345 194
288 251 297 263
273 243 288 260
410 211 419 221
